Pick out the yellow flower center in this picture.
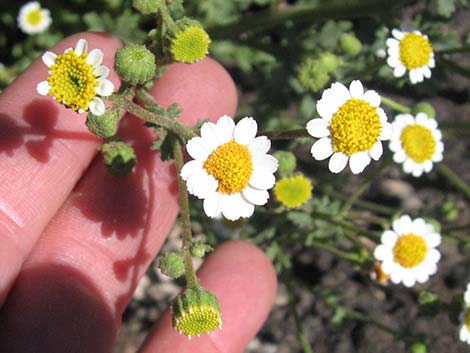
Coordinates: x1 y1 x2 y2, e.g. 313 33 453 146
47 50 97 112
174 304 222 337
399 33 433 69
26 8 43 26
330 98 382 156
274 174 312 208
203 140 253 195
171 26 210 64
393 233 428 268
400 124 436 163
466 308 470 330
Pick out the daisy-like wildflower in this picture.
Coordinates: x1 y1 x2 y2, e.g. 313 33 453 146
274 174 312 208
389 113 444 177
181 115 278 221
307 80 392 174
17 2 51 35
386 28 435 84
37 38 114 116
459 283 470 345
373 215 441 287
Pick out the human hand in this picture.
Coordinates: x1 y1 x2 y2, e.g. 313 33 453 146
0 32 277 353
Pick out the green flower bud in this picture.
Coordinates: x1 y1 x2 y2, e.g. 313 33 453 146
86 109 119 139
273 151 297 176
298 58 330 92
172 285 222 338
339 33 362 56
157 252 185 278
411 102 436 119
318 52 341 73
409 341 427 353
418 291 441 317
101 141 136 177
189 241 213 258
441 200 459 222
132 0 163 14
115 44 156 85
168 18 211 64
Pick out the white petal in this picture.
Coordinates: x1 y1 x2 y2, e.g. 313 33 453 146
220 194 244 221
390 267 404 284
95 79 114 97
306 118 330 138
180 160 203 181
411 218 426 234
316 97 336 121
94 65 110 78
393 65 407 77
191 173 217 199
425 233 441 248
393 150 407 163
392 29 405 39
386 38 399 48
41 51 57 67
253 154 278 174
369 141 383 160
409 69 418 84
234 117 257 146
310 138 334 161
203 192 221 218
411 165 424 177
242 186 269 206
248 136 270 156
87 49 104 67
200 122 221 151
414 266 430 284
349 80 364 99
422 66 431 78
74 39 88 56
363 90 381 107
186 136 212 161
423 160 433 173
393 215 412 235
374 245 391 261
349 151 371 174
89 97 105 116
387 56 400 68
381 230 398 247
402 272 416 287
249 170 275 190
403 159 416 174
215 115 236 143
36 81 51 95
379 122 392 140
330 82 351 105
328 152 348 174
389 140 402 152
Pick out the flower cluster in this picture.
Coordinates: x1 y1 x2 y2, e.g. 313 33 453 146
17 1 51 35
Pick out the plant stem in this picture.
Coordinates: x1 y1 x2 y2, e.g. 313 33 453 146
341 307 402 337
435 163 470 199
283 273 315 353
260 128 311 140
172 136 199 288
436 45 470 55
381 96 411 114
306 238 361 262
108 93 196 142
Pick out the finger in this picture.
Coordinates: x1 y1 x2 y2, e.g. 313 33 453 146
138 240 277 353
0 57 238 353
0 32 123 305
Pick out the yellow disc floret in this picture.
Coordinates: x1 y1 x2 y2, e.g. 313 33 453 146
274 174 312 208
47 50 97 112
170 21 210 64
465 308 470 330
399 33 433 70
393 233 428 268
400 124 436 163
204 140 253 194
330 98 382 156
26 8 42 26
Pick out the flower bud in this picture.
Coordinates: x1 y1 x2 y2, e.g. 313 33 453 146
339 33 362 56
132 0 163 14
273 151 296 176
168 18 211 63
189 241 213 258
409 341 427 353
101 141 136 177
157 252 185 278
411 102 436 119
115 44 156 85
172 285 222 338
86 108 119 139
298 58 330 92
318 52 340 73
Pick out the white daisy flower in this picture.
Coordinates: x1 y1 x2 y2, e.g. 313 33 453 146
306 80 392 174
181 115 278 221
459 283 470 345
17 2 52 35
386 28 435 84
389 112 444 177
373 215 441 287
37 38 114 116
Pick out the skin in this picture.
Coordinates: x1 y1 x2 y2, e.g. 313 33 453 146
0 32 277 353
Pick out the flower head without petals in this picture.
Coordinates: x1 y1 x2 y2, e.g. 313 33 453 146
386 28 435 84
389 112 444 177
459 283 470 345
307 80 392 174
36 38 114 116
274 174 312 208
17 2 51 35
374 215 441 287
181 115 278 221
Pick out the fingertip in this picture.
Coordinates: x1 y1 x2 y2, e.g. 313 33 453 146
149 57 238 125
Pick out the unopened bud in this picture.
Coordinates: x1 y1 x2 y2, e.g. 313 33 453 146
101 141 136 176
115 44 156 85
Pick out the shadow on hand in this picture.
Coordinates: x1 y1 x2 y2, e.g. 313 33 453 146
0 263 117 353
